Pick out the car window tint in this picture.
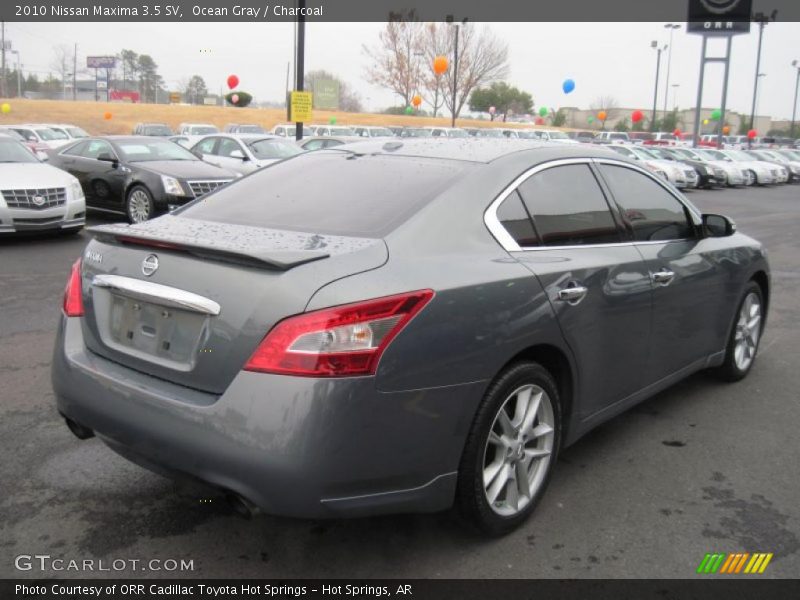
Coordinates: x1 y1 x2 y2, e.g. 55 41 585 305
598 164 694 242
194 137 217 154
181 152 469 237
496 190 538 247
517 164 620 247
217 138 242 157
62 141 89 157
82 140 114 159
304 139 324 150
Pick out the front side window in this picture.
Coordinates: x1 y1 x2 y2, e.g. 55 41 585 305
517 164 621 247
598 164 694 242
217 138 243 157
193 137 218 155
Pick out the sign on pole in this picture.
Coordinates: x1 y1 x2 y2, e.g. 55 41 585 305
87 56 117 69
289 91 313 122
313 79 339 110
687 0 752 35
169 92 181 103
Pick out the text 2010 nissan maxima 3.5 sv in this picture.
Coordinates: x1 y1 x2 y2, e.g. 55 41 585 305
52 140 770 534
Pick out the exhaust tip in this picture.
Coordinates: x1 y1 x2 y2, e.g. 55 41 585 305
65 417 95 440
225 492 260 519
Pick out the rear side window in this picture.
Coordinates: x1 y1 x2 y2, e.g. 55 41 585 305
517 164 621 246
598 164 695 242
496 191 538 247
180 152 468 237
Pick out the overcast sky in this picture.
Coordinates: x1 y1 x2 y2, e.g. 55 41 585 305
6 21 800 119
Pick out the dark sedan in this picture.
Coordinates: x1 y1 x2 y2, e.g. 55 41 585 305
48 136 237 223
53 140 769 535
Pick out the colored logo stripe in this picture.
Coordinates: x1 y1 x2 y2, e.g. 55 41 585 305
697 552 773 574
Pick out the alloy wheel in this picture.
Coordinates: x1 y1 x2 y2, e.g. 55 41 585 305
733 292 762 371
128 189 152 223
482 384 555 517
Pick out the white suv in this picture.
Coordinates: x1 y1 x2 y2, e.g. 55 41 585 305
0 137 85 234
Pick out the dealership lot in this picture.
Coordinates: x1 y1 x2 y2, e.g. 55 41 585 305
1 184 798 578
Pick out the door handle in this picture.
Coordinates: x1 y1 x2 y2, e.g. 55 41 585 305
652 269 676 286
556 284 588 305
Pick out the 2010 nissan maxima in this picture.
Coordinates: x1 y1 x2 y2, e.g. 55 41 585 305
52 140 770 534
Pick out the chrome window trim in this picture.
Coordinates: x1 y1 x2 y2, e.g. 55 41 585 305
92 274 221 316
484 157 701 253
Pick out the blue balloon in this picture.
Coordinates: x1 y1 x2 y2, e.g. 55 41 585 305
562 79 575 94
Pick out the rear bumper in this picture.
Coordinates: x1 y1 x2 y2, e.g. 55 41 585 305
52 315 482 518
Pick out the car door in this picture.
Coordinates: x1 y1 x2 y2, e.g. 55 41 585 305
79 140 127 209
505 160 653 417
595 160 729 383
213 137 252 174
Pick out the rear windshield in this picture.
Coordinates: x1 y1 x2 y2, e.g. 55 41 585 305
179 151 468 237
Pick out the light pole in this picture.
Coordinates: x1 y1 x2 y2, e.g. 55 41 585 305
749 11 776 131
10 49 20 97
671 83 680 110
446 15 468 128
650 41 667 132
662 24 681 117
791 60 800 138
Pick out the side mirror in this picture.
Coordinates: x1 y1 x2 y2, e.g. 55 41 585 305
229 149 247 160
97 152 118 167
703 213 736 237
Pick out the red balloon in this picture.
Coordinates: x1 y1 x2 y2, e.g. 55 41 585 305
631 110 643 123
673 128 681 137
227 74 239 90
747 129 757 139
535 117 545 125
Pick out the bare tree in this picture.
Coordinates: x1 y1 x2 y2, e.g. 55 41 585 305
50 44 72 98
419 22 450 117
437 24 509 121
362 12 424 107
590 95 620 130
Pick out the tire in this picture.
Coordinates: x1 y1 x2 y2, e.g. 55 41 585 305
126 185 155 224
456 361 561 535
746 170 757 186
714 282 764 382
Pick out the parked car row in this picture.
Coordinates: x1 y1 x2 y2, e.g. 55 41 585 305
2 116 796 234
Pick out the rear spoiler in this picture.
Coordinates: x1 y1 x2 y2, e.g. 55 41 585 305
88 223 329 271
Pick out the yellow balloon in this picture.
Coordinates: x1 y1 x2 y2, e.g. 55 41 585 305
703 119 709 125
1 103 10 114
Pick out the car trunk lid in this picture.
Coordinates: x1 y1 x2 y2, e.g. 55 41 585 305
79 216 387 394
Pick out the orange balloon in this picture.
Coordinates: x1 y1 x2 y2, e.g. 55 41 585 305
103 112 112 120
722 125 731 135
597 111 607 121
433 55 449 75
412 94 422 107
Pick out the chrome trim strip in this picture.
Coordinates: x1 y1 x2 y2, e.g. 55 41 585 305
484 156 701 253
92 274 221 316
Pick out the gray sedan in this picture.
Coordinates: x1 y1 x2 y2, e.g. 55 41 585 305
52 140 769 534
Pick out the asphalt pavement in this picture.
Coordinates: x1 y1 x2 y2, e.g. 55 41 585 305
1 183 798 579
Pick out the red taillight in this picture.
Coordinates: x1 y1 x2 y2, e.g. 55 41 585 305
63 258 84 317
244 290 434 377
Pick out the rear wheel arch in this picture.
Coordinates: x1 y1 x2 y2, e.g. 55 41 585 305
491 344 575 442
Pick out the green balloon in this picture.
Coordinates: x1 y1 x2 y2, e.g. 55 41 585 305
538 106 548 117
710 109 721 121
405 106 414 114
587 116 594 123
329 116 337 124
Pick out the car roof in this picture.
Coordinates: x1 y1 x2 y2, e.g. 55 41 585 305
329 138 633 164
